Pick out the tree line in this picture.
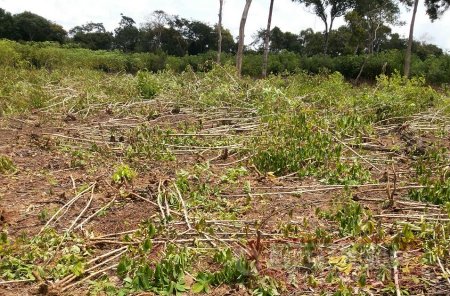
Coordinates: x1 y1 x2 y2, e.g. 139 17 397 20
0 9 236 56
1 0 449 79
240 0 449 77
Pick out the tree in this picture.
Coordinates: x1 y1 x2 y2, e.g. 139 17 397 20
183 20 216 55
0 8 16 40
114 14 139 52
69 23 113 50
213 26 236 53
292 0 354 54
236 0 253 76
403 0 450 77
217 0 224 63
14 11 66 42
253 27 302 53
145 10 171 51
159 27 187 56
347 0 400 54
262 0 275 77
403 0 419 77
299 28 325 55
424 0 450 20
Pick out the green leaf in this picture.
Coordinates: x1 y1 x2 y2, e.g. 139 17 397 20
117 258 130 277
148 223 156 237
192 282 205 293
142 238 152 252
71 261 84 277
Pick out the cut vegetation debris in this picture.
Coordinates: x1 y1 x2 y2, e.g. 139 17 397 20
0 63 449 295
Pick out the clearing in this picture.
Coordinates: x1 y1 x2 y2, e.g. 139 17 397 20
1 66 450 295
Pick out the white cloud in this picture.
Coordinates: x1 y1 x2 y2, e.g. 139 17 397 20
0 0 449 50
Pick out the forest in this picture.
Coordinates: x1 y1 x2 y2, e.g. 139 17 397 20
0 0 450 295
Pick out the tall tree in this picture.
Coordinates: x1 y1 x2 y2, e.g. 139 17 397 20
252 26 302 53
350 0 400 54
14 11 66 42
403 0 419 77
217 0 224 63
213 26 236 53
146 10 171 51
403 0 450 77
183 20 216 55
0 8 16 40
262 0 275 77
69 23 113 50
292 0 354 54
236 0 253 76
114 14 139 52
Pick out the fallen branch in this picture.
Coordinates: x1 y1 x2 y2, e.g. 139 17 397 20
76 194 117 230
38 183 95 235
392 249 401 296
0 279 34 285
174 184 192 230
66 184 96 234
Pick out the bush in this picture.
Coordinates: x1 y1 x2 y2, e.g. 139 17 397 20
137 71 161 99
0 40 448 84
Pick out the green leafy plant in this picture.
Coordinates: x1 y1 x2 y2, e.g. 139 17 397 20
112 164 137 184
221 166 248 184
137 71 161 99
118 246 190 295
0 155 16 174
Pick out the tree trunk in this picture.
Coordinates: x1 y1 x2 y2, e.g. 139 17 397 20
262 0 275 78
236 0 252 77
217 0 223 63
323 20 329 54
404 0 419 78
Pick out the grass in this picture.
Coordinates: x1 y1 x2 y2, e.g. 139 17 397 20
0 59 449 295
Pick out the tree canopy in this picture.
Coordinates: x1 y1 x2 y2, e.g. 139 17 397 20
0 5 447 65
0 10 66 42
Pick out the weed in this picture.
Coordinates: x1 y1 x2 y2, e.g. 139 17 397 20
409 146 450 204
320 199 374 236
0 155 16 174
221 166 248 184
137 71 160 99
117 246 190 295
112 164 137 184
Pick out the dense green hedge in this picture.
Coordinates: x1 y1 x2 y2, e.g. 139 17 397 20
0 39 449 84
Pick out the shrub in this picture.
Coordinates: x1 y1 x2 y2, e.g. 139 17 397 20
137 71 161 99
112 164 137 184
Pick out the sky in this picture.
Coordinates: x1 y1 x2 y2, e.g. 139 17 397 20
0 0 449 51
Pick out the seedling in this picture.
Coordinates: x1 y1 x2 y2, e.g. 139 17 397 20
112 164 137 184
0 155 16 174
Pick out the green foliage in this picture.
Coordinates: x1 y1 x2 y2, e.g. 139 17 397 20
118 246 190 295
324 161 372 185
125 126 176 161
112 164 137 184
409 178 450 205
221 167 248 184
137 71 161 99
0 155 16 174
369 73 439 121
191 249 279 295
0 40 449 84
5 11 66 43
321 200 374 236
0 229 86 281
0 46 449 295
409 146 450 204
251 77 372 185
